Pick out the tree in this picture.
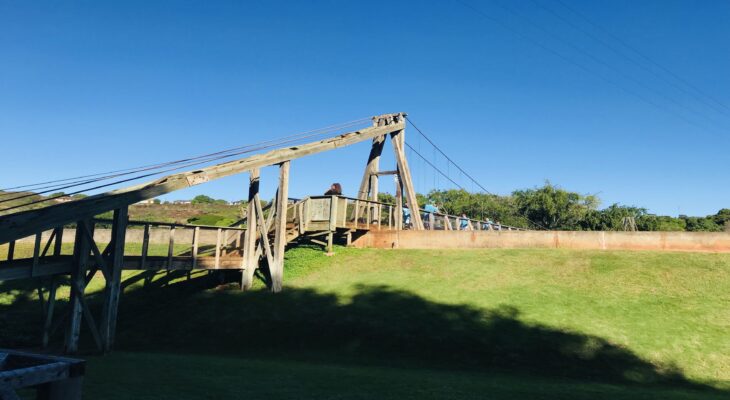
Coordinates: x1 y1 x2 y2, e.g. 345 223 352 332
512 182 598 230
581 204 648 231
191 195 215 204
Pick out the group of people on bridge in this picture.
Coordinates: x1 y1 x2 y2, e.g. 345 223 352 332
325 182 503 231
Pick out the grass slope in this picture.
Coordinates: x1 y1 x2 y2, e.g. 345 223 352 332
1 247 729 399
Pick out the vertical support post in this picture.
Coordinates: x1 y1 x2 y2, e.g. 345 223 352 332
140 224 150 269
215 228 222 269
31 232 42 277
271 161 290 293
100 207 127 353
390 128 423 230
395 173 403 230
42 276 57 348
428 213 435 231
241 168 260 290
7 240 15 261
192 227 200 269
65 220 92 354
357 135 386 202
167 226 175 269
53 227 64 256
354 200 360 227
328 196 338 231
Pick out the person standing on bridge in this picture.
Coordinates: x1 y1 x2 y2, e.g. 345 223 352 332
422 203 439 229
459 213 469 230
324 183 342 196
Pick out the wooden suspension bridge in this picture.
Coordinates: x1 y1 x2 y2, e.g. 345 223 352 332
0 112 527 397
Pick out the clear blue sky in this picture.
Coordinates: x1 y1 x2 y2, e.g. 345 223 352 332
1 0 728 216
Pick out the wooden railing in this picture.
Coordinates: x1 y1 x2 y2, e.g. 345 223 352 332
93 219 247 270
292 195 528 232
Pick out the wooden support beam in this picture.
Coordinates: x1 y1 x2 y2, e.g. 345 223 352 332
53 227 64 256
241 169 260 290
271 161 290 292
7 241 15 262
140 224 150 269
358 134 386 202
390 129 423 230
79 221 112 281
192 227 199 270
40 229 57 258
31 233 42 277
253 193 275 274
64 221 92 354
167 227 175 269
0 116 404 244
395 173 403 230
99 207 127 353
42 276 57 348
214 228 222 269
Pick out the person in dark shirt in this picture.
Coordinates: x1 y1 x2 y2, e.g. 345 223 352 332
324 183 342 196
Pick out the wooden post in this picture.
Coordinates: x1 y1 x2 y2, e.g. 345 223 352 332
388 205 393 229
65 220 92 353
428 213 435 231
271 161 290 293
395 173 403 230
215 228 222 269
98 207 128 353
140 224 150 269
53 227 64 256
444 215 451 230
42 276 57 348
329 196 338 232
354 200 360 227
241 169 259 290
31 232 42 277
167 226 175 269
7 240 15 261
390 129 423 230
192 227 200 270
357 134 386 202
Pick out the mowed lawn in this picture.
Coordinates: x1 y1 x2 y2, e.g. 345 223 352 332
1 247 729 399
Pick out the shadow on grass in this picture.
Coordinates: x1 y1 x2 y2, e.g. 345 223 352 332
109 273 720 393
1 271 727 397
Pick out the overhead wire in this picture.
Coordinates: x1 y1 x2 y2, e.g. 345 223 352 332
0 117 373 212
453 0 724 134
405 116 548 230
528 0 730 118
0 117 371 195
486 0 727 132
552 0 730 115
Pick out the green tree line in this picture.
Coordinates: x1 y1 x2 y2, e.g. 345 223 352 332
380 183 730 232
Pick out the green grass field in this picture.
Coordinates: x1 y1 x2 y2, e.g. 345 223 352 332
2 247 729 399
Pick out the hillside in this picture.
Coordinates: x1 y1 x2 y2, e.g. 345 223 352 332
2 247 729 399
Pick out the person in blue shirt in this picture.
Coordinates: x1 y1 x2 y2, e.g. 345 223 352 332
422 203 439 229
459 213 469 230
402 207 411 229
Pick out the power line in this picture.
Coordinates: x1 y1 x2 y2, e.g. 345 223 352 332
487 0 727 132
553 0 730 115
406 116 493 195
530 0 730 118
405 116 547 230
453 0 723 134
0 117 372 212
0 117 370 194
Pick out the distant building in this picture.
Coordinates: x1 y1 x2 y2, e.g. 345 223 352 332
136 199 157 205
173 200 192 205
230 200 245 206
54 196 73 203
